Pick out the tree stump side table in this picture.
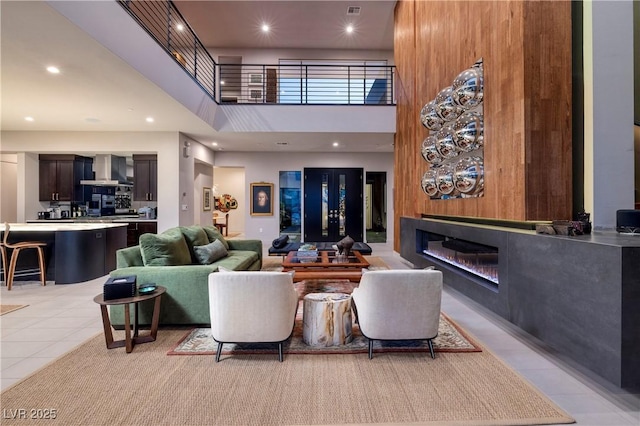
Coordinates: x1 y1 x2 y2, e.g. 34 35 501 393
93 286 166 353
302 292 353 346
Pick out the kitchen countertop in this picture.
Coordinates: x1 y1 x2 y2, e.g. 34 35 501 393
27 216 157 224
6 222 129 231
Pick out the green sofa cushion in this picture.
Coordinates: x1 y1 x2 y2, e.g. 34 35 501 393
202 225 230 250
140 228 191 266
194 239 228 264
215 250 260 270
180 226 210 262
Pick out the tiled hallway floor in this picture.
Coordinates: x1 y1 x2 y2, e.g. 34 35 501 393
1 242 639 425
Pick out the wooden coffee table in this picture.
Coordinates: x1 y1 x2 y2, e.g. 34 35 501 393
93 286 166 353
282 250 370 282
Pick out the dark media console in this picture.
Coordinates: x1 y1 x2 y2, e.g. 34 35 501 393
401 216 640 389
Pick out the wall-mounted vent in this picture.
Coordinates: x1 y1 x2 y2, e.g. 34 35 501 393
347 6 361 15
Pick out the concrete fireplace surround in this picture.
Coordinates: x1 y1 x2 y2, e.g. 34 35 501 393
400 217 640 390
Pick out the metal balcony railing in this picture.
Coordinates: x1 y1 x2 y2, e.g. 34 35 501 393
117 0 396 106
220 64 395 105
118 0 216 97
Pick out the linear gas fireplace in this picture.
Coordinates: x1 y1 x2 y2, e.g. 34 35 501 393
417 229 499 286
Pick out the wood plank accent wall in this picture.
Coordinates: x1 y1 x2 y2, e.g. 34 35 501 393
394 0 572 250
393 0 417 244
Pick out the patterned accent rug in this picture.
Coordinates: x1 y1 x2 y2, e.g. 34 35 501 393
168 312 480 356
0 305 28 316
168 278 481 356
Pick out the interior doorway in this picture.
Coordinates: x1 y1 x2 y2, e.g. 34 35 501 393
303 168 363 242
219 55 242 103
365 172 387 243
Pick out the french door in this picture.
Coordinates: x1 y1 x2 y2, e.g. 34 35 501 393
303 168 363 242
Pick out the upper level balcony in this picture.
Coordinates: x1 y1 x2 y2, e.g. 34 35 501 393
117 0 396 106
46 0 396 142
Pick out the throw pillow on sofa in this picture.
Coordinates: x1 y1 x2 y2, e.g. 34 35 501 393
202 226 230 250
180 226 210 263
194 239 228 265
140 228 192 266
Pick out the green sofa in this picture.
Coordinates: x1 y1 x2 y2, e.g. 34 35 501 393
108 225 262 326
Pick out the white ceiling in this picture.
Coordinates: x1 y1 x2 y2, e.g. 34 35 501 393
0 1 396 153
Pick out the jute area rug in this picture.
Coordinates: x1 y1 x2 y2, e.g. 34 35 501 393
0 329 574 426
0 304 28 316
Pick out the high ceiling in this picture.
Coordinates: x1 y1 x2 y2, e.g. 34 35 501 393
174 0 395 50
0 1 396 153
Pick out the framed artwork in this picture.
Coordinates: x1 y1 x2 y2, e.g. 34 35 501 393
203 187 212 211
249 88 263 102
250 182 274 216
248 73 263 86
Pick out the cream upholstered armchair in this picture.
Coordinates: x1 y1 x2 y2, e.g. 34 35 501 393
351 269 443 359
208 270 298 362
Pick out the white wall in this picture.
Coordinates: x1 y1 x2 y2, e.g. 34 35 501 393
213 167 246 233
187 134 216 226
213 151 394 246
583 1 636 228
194 162 214 225
0 154 18 222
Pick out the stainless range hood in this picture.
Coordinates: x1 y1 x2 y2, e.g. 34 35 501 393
80 154 132 186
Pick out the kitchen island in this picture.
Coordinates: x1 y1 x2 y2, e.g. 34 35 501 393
27 217 157 248
2 223 127 284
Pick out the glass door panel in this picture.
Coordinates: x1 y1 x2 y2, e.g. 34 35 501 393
322 174 329 237
279 171 302 242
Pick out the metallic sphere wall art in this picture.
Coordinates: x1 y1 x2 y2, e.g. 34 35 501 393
419 58 484 200
421 169 439 196
454 156 484 195
435 126 458 160
421 136 442 165
452 65 484 108
435 86 462 122
420 100 443 131
453 111 484 152
436 165 456 195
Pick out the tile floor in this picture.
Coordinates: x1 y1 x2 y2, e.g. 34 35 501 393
1 241 639 425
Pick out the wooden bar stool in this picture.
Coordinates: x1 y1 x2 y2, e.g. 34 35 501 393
2 223 47 290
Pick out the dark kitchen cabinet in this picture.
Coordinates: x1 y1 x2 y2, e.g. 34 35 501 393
39 155 92 202
126 221 158 247
133 155 157 201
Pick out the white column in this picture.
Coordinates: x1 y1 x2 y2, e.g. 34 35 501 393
583 0 635 229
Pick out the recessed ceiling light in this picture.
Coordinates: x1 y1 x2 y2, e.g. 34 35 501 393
333 142 340 147
176 24 184 31
145 117 154 123
46 66 60 74
24 116 35 122
346 25 354 34
212 142 218 146
261 24 270 32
